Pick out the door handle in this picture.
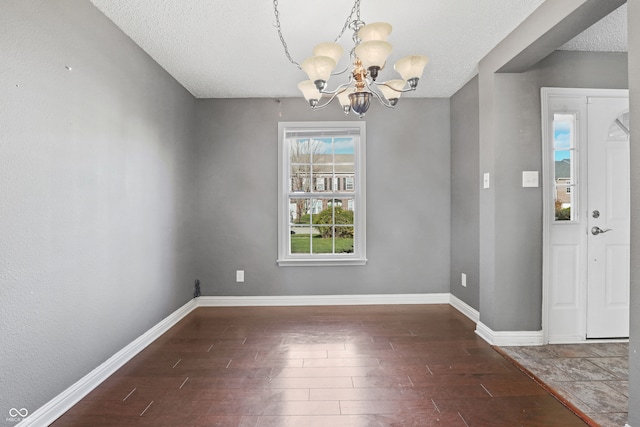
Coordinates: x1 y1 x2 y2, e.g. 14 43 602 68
591 226 612 235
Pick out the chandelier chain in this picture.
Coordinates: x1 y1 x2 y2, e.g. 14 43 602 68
273 0 301 69
334 0 361 43
273 0 362 70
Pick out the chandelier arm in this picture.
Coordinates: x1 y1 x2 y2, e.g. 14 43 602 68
331 64 351 77
309 96 339 111
311 79 355 110
374 81 416 94
365 81 396 109
319 79 354 96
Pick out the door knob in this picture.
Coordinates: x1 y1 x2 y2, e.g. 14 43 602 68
591 226 612 235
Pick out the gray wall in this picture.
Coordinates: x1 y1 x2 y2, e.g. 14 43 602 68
628 0 640 424
485 51 628 331
0 0 197 420
192 98 451 296
450 77 480 310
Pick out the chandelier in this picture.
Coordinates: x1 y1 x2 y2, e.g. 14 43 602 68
273 0 428 118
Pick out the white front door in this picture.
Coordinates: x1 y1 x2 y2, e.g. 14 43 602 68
586 97 630 339
542 88 629 343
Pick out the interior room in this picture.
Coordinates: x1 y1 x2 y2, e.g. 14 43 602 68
1 0 638 426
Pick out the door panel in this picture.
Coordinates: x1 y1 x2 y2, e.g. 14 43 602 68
586 96 630 339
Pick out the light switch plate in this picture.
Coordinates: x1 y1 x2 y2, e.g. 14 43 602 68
483 173 490 189
522 171 539 188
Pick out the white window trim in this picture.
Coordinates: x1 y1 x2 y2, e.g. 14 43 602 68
277 121 366 267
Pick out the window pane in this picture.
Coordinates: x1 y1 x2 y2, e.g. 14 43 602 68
312 234 334 254
290 198 310 224
553 114 575 149
290 232 311 254
335 137 354 155
335 226 354 253
290 139 312 163
291 165 310 192
608 112 630 140
313 138 333 163
554 185 572 221
335 204 353 225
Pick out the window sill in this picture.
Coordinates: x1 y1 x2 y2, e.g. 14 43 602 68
277 258 367 267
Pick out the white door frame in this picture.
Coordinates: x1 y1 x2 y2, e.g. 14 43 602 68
541 87 630 344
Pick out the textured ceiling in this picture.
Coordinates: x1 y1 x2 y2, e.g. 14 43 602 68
560 3 627 52
89 0 627 99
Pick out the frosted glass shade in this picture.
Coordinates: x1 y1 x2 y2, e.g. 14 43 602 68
301 56 337 82
337 89 352 107
378 79 407 100
354 41 392 70
394 55 429 80
297 80 321 101
358 22 392 41
313 43 344 64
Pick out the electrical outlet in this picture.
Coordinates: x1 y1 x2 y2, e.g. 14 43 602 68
461 273 467 287
236 270 244 282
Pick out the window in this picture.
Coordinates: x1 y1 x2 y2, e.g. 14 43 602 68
345 177 354 191
278 122 366 266
553 113 577 222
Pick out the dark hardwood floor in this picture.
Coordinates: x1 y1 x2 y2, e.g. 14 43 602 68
51 305 588 426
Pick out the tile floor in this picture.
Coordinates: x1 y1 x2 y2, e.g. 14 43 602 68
499 342 629 427
51 305 589 426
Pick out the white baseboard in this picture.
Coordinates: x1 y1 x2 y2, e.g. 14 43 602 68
18 299 197 427
449 294 479 323
475 321 543 346
197 293 450 307
19 292 467 427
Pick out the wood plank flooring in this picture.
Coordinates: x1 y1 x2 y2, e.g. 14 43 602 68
51 305 588 426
